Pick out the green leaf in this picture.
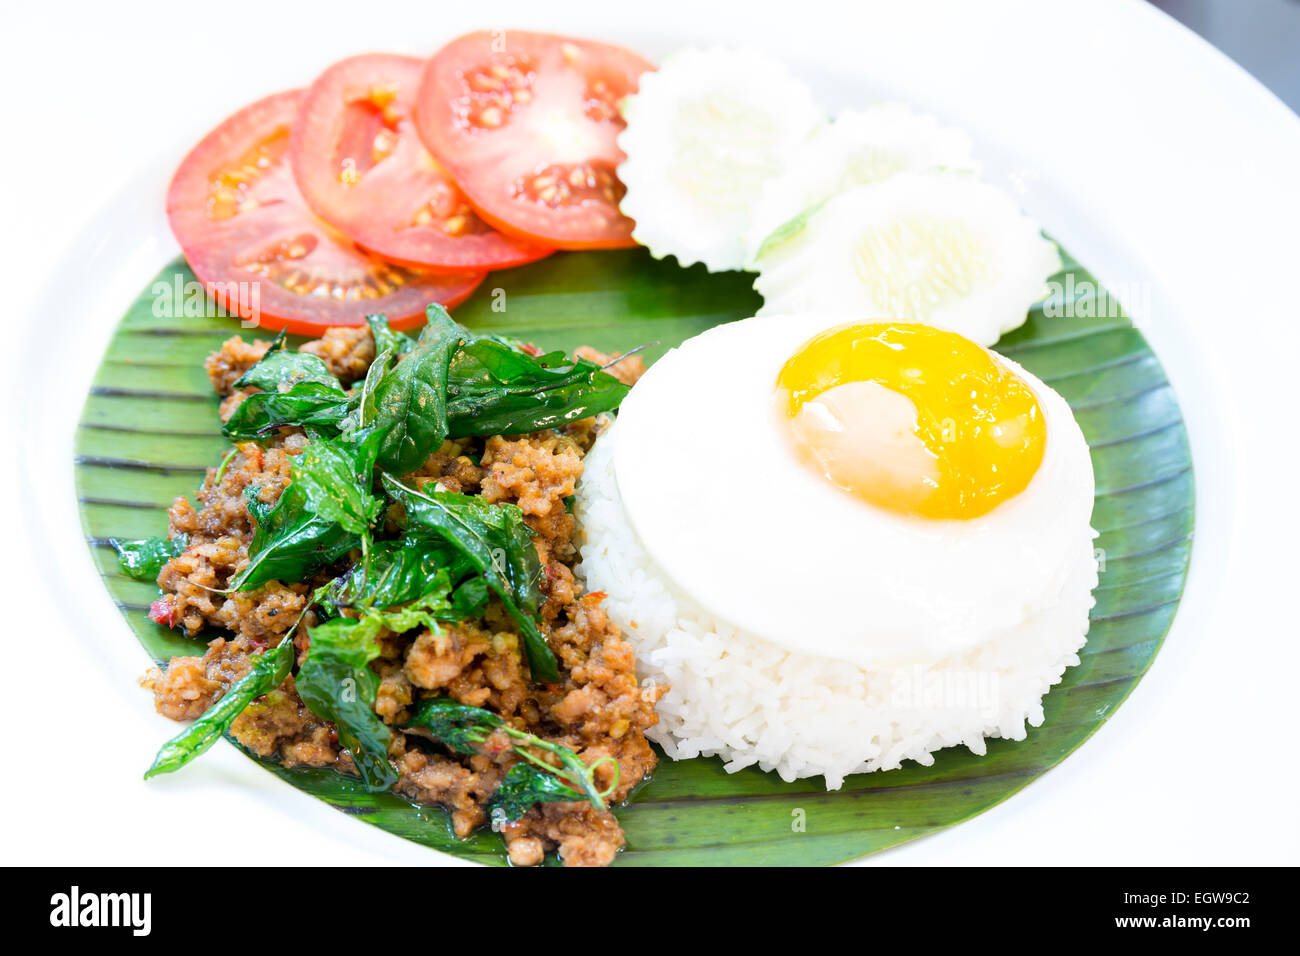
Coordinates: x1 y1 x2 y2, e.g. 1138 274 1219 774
367 306 461 475
383 475 556 682
322 537 454 611
235 489 355 592
361 579 454 635
366 313 415 361
340 344 395 436
405 697 612 812
449 576 491 619
295 615 398 792
221 381 351 440
223 307 629 454
364 306 632 451
445 336 629 437
110 534 187 582
145 634 295 778
234 349 341 393
296 574 457 793
488 762 586 823
405 696 501 755
285 428 385 537
319 537 493 627
232 430 384 591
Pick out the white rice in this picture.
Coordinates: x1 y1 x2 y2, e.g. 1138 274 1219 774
574 429 1098 790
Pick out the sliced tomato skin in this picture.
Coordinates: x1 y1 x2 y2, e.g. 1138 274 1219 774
167 90 485 335
291 54 553 273
415 31 654 250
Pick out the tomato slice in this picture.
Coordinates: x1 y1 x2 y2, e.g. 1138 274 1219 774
415 31 654 249
291 54 553 273
166 90 485 334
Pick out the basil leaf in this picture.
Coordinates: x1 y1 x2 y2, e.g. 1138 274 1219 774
368 306 462 475
232 430 385 591
488 762 586 823
144 634 295 778
295 616 397 792
287 429 385 536
111 534 188 582
445 336 629 438
296 571 457 792
322 539 496 627
383 475 557 682
322 537 469 612
405 697 612 812
366 313 414 360
449 576 491 619
222 381 350 441
234 349 341 393
222 308 628 450
339 344 394 437
362 582 454 635
383 477 541 612
405 696 502 755
235 491 356 592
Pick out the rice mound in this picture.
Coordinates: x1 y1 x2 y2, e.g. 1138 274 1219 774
574 427 1099 789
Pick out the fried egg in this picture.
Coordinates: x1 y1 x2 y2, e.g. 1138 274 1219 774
606 314 1096 670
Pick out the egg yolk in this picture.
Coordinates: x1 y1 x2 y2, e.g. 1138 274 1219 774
776 322 1046 520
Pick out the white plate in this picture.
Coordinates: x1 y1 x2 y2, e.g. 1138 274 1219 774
2 0 1298 865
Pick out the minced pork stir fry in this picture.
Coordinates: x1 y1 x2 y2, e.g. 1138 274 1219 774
117 308 662 867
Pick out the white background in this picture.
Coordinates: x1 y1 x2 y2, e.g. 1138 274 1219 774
1 0 1297 866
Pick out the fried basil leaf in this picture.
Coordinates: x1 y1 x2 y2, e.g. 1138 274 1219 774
239 308 629 453
111 534 188 582
405 696 503 755
488 762 586 823
368 307 462 475
366 313 415 361
405 697 611 812
382 475 556 682
144 635 295 778
235 489 356 592
296 576 454 792
363 583 454 636
286 430 385 536
449 576 491 619
221 381 351 440
234 349 341 393
295 615 397 792
445 335 629 438
321 536 491 624
321 537 471 613
338 345 393 437
232 430 384 591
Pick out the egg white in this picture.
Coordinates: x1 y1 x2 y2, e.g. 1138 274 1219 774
608 313 1097 670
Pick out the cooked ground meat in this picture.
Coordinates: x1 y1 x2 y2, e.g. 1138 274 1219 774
205 336 271 393
146 324 664 867
299 325 376 384
144 635 253 720
159 436 311 642
481 432 584 565
409 438 485 496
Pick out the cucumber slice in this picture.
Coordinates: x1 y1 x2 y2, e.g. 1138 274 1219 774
752 171 1061 345
742 104 978 266
617 47 824 273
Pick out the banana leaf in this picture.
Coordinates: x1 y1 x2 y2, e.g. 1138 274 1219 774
75 247 1193 866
